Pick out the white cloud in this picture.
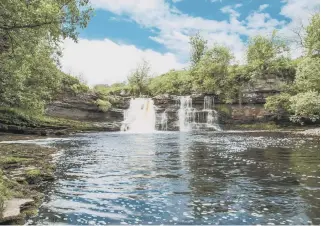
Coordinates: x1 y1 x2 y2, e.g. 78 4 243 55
60 38 185 85
89 0 289 63
258 4 269 12
221 5 241 18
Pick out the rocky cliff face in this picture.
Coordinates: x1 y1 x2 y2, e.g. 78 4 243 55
46 93 126 123
45 90 278 131
152 93 275 130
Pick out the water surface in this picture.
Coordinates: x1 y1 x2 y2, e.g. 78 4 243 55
28 132 319 225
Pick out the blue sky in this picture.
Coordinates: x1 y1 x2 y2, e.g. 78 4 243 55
61 0 319 85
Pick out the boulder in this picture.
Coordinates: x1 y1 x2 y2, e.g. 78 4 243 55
0 199 34 223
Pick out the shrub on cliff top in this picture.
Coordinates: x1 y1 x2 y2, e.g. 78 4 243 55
95 99 112 112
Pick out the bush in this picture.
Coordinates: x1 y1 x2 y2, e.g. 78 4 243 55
148 70 192 95
289 91 320 121
265 93 292 118
95 99 111 112
71 83 90 94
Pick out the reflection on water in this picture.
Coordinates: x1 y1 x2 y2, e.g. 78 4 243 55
29 132 319 225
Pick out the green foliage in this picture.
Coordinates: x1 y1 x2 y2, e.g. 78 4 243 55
0 107 38 127
189 32 208 66
148 70 192 95
106 83 130 96
71 83 90 94
0 0 93 50
304 13 320 57
233 122 279 130
94 83 130 96
0 156 29 164
246 32 295 81
26 169 41 178
95 99 112 112
294 57 320 92
61 74 90 95
191 44 234 96
264 13 320 123
264 93 292 118
225 65 251 103
127 59 151 96
0 107 107 131
0 0 92 113
289 91 320 120
0 170 11 211
217 105 231 116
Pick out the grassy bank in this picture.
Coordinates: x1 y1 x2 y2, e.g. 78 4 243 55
0 107 119 135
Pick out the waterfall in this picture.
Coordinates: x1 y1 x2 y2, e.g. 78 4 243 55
178 95 221 131
178 96 195 132
121 98 156 132
121 96 220 132
204 96 215 110
203 96 221 131
160 111 168 131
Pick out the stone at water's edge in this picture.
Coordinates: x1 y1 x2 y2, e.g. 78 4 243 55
0 143 59 224
1 199 34 223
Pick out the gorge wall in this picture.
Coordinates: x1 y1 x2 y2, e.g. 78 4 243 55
45 89 278 131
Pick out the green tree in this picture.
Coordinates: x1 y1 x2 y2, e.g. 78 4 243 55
304 13 320 57
265 14 320 123
0 0 93 113
294 57 320 92
264 93 292 119
246 32 295 81
191 44 233 96
0 0 93 49
148 70 192 95
189 32 208 66
127 59 151 96
290 91 320 121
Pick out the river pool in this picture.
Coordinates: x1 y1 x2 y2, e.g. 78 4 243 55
25 131 319 225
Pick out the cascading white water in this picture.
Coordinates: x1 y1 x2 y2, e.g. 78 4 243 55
178 95 221 131
178 96 196 132
204 96 215 110
160 112 168 131
121 98 156 132
203 96 221 131
121 96 220 132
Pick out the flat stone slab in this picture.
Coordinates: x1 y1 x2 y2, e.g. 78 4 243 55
2 198 34 221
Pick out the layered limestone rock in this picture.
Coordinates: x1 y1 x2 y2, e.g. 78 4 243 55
45 87 281 131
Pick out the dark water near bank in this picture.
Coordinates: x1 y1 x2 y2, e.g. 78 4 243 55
28 132 319 225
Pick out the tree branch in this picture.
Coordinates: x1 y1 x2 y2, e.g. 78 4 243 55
0 21 59 31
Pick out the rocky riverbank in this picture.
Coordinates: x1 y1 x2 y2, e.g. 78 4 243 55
0 141 59 224
0 107 121 136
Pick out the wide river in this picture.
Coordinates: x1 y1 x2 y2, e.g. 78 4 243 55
26 131 319 225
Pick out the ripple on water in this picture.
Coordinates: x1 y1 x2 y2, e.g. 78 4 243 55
26 131 319 225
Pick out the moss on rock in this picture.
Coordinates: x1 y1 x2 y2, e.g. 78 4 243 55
0 143 58 224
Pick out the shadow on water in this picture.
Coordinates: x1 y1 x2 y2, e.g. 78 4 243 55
28 131 319 225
